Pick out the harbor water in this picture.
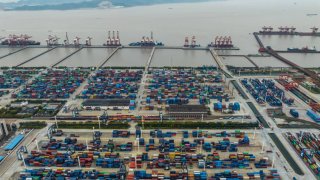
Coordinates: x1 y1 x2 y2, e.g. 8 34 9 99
0 0 319 67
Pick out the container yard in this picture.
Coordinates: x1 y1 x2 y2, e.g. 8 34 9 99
12 68 90 99
143 67 224 107
8 128 284 179
0 69 40 89
285 132 320 179
78 69 143 100
241 78 295 107
0 32 318 179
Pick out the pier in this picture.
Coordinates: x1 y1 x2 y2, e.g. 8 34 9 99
51 47 83 67
253 32 320 86
16 47 57 67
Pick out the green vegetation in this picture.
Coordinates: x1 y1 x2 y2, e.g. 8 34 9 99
0 107 32 118
138 121 259 129
13 99 66 104
58 121 130 129
5 100 66 118
19 121 47 129
301 83 320 94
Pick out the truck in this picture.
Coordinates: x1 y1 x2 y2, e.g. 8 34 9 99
290 109 299 118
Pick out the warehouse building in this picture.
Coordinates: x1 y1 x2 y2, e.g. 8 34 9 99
166 105 209 119
82 99 132 110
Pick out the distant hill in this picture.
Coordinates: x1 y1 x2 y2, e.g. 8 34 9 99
1 0 217 11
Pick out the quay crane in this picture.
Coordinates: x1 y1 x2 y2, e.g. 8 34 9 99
184 37 189 47
104 30 121 46
73 36 81 46
311 27 319 33
86 37 92 46
262 26 274 32
1 34 40 46
277 26 296 33
64 32 70 46
208 36 233 48
191 36 197 47
129 31 163 47
46 35 60 46
183 36 200 48
289 26 296 33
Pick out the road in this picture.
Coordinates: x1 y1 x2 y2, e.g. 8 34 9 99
234 79 313 179
207 50 308 179
0 123 52 179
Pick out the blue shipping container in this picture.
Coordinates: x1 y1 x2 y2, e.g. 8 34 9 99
307 109 320 122
4 134 24 151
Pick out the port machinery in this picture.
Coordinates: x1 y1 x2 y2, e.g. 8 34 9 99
129 31 164 47
208 36 234 48
0 34 40 46
311 26 319 33
46 35 60 46
103 30 121 47
261 26 273 32
259 26 320 36
184 36 200 48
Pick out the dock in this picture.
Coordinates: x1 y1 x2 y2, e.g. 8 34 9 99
0 47 28 60
253 32 320 87
256 31 320 37
51 47 83 67
16 47 57 67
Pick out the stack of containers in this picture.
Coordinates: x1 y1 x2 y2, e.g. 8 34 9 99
238 136 250 146
307 109 320 122
146 139 156 151
234 130 245 138
287 132 320 176
0 69 38 89
13 68 89 99
79 69 142 99
96 158 121 168
112 130 130 138
19 169 120 179
116 142 133 151
129 100 135 110
241 78 294 107
24 151 78 167
145 68 229 106
254 157 271 168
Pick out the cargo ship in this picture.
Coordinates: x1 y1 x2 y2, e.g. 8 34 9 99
287 46 317 53
129 41 164 47
129 32 164 47
1 34 40 46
